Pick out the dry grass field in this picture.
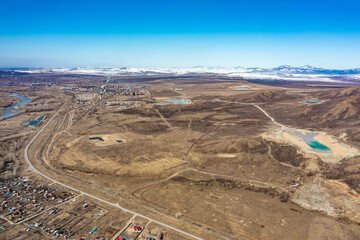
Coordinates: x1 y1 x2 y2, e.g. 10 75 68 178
1 74 360 239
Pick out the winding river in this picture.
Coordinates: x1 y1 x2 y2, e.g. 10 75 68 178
0 93 32 121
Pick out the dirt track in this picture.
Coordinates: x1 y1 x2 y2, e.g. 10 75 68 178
24 101 207 240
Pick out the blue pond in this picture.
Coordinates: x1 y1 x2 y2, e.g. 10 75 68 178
0 94 32 121
236 87 250 90
116 140 123 143
89 137 104 141
164 99 191 104
28 121 39 126
301 100 322 104
23 115 46 126
306 140 331 152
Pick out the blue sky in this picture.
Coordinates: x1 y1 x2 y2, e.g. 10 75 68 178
1 0 360 68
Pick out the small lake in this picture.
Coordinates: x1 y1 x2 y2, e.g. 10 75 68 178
236 87 250 90
23 116 46 126
0 93 32 121
89 137 104 141
37 116 46 121
164 99 191 104
287 130 332 153
28 121 39 126
301 100 322 104
306 140 331 152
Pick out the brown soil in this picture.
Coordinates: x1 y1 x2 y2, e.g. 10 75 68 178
2 75 360 239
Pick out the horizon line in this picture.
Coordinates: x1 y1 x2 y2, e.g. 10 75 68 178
1 65 360 71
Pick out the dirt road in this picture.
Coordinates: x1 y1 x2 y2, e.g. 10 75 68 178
253 104 286 131
24 101 204 240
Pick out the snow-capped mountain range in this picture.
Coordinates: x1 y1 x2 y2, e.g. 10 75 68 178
14 65 360 82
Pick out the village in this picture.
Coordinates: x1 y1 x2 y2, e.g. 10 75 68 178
0 176 170 240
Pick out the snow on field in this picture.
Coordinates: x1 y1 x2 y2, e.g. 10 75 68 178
15 66 360 83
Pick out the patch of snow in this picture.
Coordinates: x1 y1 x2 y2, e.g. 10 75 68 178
14 65 360 83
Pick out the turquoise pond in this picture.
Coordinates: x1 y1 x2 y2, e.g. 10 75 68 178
164 99 191 104
301 100 322 104
23 115 46 126
236 87 250 90
28 121 39 126
89 137 104 141
306 141 331 151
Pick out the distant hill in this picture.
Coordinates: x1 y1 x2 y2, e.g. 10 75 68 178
275 87 360 128
223 90 297 103
246 90 297 103
252 65 360 75
316 87 360 99
8 66 360 83
312 88 360 122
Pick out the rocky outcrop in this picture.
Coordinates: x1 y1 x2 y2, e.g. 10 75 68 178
292 175 360 222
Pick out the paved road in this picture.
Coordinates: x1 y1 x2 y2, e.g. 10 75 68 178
24 102 204 240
